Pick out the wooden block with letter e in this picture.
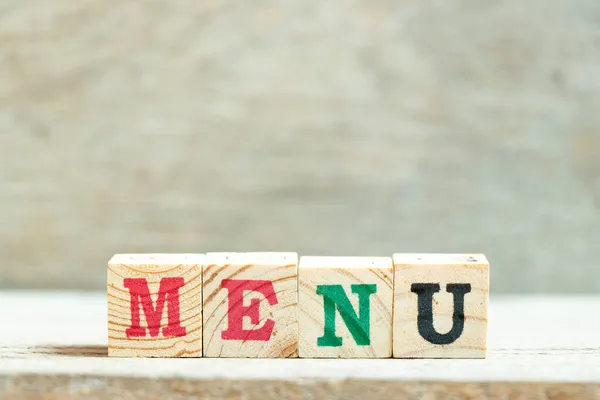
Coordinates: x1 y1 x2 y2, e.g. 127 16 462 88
393 253 490 359
107 253 204 357
298 256 393 358
202 252 298 358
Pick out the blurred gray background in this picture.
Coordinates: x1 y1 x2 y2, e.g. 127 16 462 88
0 0 598 293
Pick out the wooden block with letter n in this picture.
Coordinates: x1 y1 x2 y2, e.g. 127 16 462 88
202 252 298 358
107 253 204 357
393 253 490 359
298 256 393 358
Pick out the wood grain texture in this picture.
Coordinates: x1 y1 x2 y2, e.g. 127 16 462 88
107 254 204 358
202 252 298 358
298 256 393 358
1 376 599 400
3 0 600 297
393 253 489 359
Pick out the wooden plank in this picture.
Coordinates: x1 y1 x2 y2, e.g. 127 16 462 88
0 293 599 399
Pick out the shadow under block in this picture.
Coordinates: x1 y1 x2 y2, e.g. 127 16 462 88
298 256 393 358
107 254 204 358
393 253 489 359
202 252 298 358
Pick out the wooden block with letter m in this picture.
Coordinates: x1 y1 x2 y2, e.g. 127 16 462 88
107 253 204 357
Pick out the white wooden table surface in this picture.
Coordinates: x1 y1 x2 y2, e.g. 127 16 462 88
0 292 599 399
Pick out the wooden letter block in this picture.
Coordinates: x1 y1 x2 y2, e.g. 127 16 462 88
202 252 298 358
107 254 204 357
298 256 393 358
393 253 489 359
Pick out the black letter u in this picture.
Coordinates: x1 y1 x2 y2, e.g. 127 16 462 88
411 283 471 345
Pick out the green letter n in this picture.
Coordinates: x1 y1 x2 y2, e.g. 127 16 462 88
316 284 377 347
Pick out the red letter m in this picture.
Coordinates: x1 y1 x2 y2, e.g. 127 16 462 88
124 278 186 338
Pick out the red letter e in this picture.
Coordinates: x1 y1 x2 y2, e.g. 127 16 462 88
221 279 278 341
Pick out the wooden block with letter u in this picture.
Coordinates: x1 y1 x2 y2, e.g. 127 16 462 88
107 253 204 357
298 256 393 358
202 252 298 358
393 253 490 359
